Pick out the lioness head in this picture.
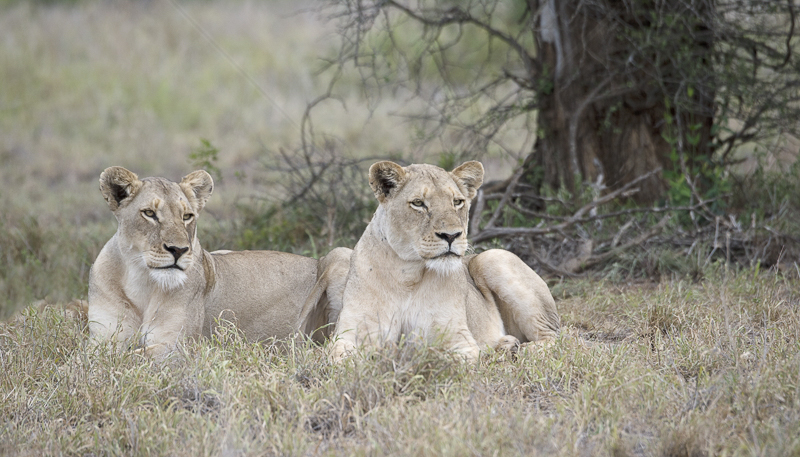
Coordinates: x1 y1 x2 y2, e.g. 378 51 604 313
368 160 484 274
99 166 213 290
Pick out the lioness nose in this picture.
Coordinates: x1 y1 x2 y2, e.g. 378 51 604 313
164 244 189 262
436 231 462 245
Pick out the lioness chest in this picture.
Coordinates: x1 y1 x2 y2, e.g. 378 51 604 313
122 266 156 311
359 266 475 341
119 253 205 323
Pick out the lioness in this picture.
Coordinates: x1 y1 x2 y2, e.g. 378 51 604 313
88 167 340 355
331 161 559 362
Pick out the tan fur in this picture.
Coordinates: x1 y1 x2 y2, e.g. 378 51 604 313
331 161 559 362
88 167 340 356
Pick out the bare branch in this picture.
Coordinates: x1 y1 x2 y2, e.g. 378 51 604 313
471 167 663 243
575 215 672 273
383 0 538 77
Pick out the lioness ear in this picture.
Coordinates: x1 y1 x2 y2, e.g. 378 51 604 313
180 170 214 213
369 161 407 203
451 161 484 200
99 166 143 211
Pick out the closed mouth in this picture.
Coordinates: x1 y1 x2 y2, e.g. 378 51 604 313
434 251 460 259
154 264 184 271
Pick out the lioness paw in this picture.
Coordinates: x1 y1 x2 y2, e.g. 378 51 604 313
331 340 357 363
496 335 521 353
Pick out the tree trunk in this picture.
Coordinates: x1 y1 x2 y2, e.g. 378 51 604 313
526 0 715 204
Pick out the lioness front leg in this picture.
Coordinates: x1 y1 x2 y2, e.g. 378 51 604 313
330 309 377 363
429 309 482 362
87 290 141 352
331 302 402 363
442 327 481 362
331 336 358 363
138 299 202 357
136 324 189 357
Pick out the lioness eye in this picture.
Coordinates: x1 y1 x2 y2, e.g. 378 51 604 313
142 209 156 218
410 199 425 208
454 199 465 207
183 213 194 221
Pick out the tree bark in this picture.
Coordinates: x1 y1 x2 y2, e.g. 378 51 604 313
526 0 715 204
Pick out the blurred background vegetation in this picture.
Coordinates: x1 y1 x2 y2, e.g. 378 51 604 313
0 0 411 317
1 0 798 318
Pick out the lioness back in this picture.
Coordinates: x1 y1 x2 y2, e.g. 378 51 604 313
205 250 318 341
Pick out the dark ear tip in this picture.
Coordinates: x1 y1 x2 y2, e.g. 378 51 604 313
99 166 139 208
369 161 406 200
100 166 138 184
369 161 401 174
102 165 131 174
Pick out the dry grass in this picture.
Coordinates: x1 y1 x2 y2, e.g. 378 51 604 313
2 267 800 456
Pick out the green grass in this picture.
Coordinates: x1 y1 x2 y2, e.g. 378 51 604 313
2 268 800 455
